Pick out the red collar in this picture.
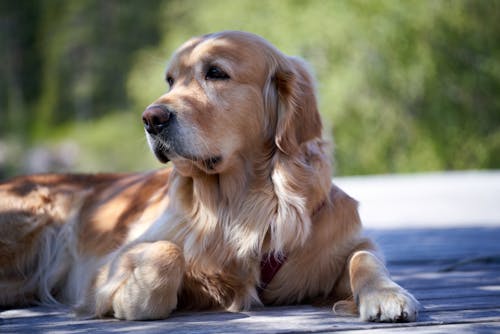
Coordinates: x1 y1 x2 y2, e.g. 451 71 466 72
258 253 287 295
258 198 327 296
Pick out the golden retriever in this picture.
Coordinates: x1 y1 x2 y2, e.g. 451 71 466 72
0 31 419 322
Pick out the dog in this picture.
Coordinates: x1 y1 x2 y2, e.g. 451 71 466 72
0 31 419 322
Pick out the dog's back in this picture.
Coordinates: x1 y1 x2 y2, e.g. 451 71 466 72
0 170 169 306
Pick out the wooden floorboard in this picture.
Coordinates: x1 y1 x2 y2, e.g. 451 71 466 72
1 227 500 333
339 322 500 334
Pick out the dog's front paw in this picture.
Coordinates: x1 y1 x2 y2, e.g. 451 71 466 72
359 286 419 322
86 241 184 320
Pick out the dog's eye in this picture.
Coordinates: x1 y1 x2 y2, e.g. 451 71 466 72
166 76 174 87
205 66 230 80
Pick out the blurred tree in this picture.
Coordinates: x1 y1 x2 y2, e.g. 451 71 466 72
0 0 42 140
0 0 499 177
35 0 164 138
1 0 163 140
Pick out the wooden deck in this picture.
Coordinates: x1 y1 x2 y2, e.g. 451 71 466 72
1 227 499 333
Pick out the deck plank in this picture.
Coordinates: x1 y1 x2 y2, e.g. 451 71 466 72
2 304 500 334
1 227 500 333
339 322 500 334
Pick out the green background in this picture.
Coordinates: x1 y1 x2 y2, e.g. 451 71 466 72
1 0 499 178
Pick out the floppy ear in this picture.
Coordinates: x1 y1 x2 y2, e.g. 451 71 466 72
273 57 323 155
263 55 329 253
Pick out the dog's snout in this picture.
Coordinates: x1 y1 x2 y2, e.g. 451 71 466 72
142 104 172 135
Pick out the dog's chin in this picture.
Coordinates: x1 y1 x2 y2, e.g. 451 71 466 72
194 156 223 173
152 148 171 164
174 155 222 175
153 147 223 175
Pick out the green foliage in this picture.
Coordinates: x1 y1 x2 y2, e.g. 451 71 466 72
1 0 499 177
47 112 160 173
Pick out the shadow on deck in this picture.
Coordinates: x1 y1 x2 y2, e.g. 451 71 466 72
2 227 500 333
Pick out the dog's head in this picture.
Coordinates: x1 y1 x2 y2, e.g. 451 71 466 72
142 31 322 176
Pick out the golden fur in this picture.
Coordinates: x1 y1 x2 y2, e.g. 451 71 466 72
0 31 419 322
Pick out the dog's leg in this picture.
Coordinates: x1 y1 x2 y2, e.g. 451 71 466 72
83 240 184 320
347 250 419 322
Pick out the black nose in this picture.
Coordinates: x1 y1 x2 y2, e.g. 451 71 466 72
142 104 172 135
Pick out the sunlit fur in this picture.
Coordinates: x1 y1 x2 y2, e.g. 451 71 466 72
0 31 419 322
